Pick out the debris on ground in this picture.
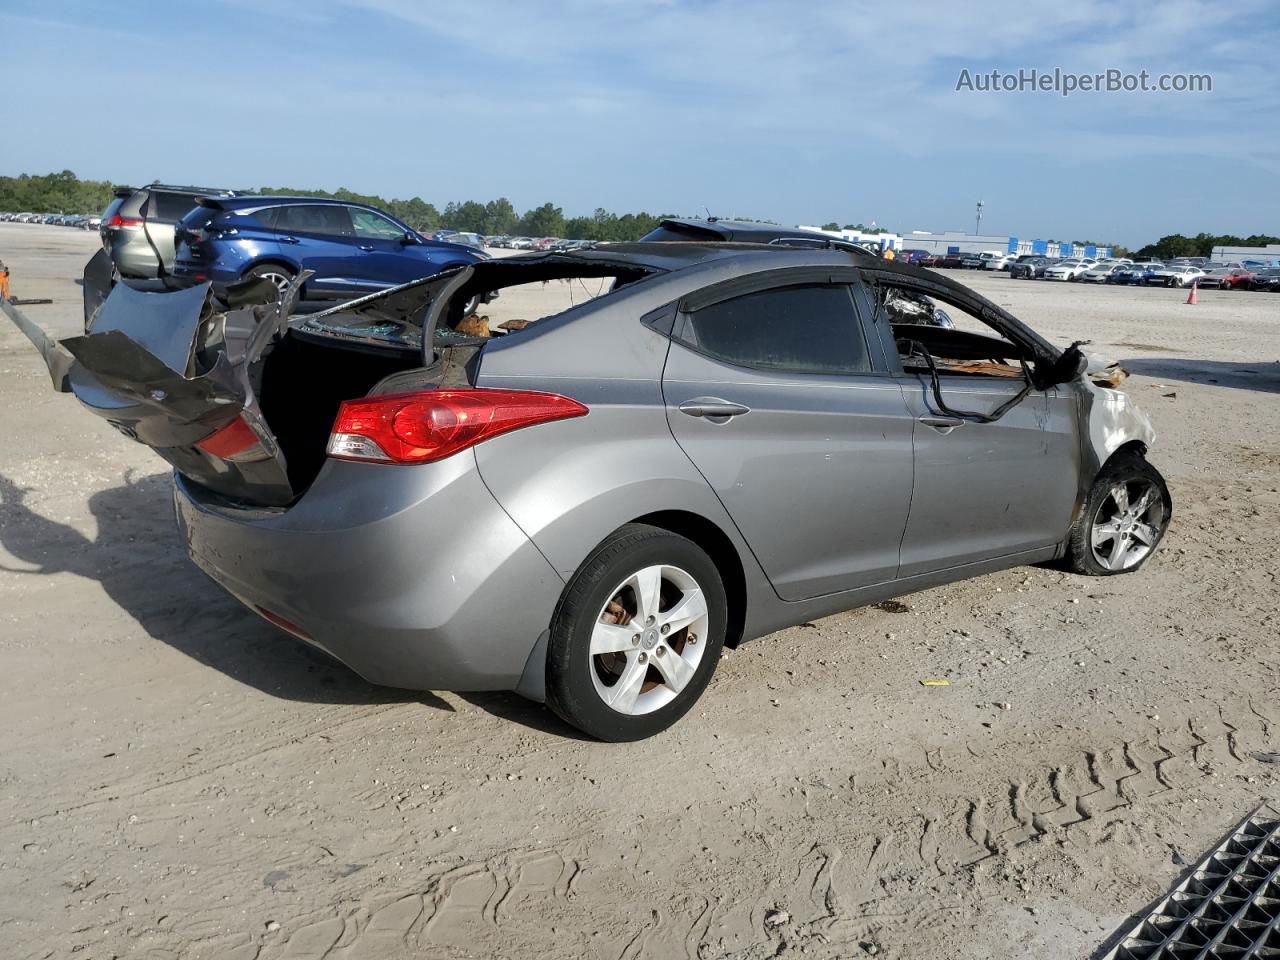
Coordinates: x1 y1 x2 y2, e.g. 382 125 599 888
874 600 911 614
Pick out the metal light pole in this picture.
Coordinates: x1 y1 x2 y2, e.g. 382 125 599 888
975 200 984 236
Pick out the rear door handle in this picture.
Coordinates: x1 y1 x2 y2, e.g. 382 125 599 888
358 244 374 252
278 235 299 244
918 415 965 432
678 397 751 419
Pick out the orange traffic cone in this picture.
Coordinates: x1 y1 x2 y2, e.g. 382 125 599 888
1185 279 1198 305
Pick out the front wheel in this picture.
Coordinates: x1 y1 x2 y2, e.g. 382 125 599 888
1063 453 1171 576
545 524 727 741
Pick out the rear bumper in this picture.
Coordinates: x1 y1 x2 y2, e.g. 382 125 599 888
173 454 565 691
172 259 240 287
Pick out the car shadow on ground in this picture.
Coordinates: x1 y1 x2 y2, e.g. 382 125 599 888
1123 357 1280 394
0 469 586 737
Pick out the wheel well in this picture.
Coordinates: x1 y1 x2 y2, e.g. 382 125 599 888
631 510 747 648
1105 439 1148 465
243 259 297 279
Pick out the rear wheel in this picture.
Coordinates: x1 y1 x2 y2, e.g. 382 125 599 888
1063 453 1170 576
244 263 296 297
545 524 727 741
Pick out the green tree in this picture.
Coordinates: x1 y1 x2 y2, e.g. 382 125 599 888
391 197 440 230
519 202 565 238
482 197 518 235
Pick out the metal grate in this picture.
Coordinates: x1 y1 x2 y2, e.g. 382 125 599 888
1103 805 1280 959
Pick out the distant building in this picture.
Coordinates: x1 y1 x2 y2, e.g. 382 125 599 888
797 226 903 251
1212 243 1280 265
800 225 1110 259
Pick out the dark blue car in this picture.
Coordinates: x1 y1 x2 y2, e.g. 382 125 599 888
173 196 485 299
1108 264 1157 285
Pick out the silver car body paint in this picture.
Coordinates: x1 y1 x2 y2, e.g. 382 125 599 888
175 455 565 691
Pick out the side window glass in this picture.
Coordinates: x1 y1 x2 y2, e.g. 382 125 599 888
678 284 871 375
275 204 352 236
878 282 1027 379
150 192 199 222
349 208 407 240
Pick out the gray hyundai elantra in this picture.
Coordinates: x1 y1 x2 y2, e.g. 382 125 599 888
6 242 1170 740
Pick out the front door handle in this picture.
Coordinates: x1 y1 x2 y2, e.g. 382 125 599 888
918 415 965 432
358 244 374 252
278 235 299 244
678 397 751 419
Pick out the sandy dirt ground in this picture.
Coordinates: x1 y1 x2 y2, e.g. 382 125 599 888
1 222 1278 960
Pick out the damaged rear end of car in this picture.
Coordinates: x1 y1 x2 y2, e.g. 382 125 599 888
2 251 666 693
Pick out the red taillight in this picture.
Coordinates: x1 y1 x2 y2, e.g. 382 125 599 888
327 389 588 465
106 214 143 230
195 414 272 462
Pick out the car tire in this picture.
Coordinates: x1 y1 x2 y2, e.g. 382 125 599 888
545 523 727 742
244 263 297 298
1061 453 1171 577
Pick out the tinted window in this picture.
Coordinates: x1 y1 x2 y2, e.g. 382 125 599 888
679 284 870 375
149 191 201 222
349 207 407 240
273 204 352 236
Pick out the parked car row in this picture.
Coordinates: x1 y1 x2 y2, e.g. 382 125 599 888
1 211 101 229
994 253 1279 290
478 235 595 252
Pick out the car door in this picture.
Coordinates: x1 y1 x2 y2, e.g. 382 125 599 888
662 273 916 601
271 204 357 297
141 190 200 276
346 206 438 289
869 277 1081 576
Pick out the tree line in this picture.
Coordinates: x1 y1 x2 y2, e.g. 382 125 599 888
1134 233 1280 259
0 170 677 239
3 171 1277 253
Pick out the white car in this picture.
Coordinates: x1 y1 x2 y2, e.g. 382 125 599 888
1043 258 1092 281
982 253 1016 270
1146 265 1204 288
1081 263 1128 283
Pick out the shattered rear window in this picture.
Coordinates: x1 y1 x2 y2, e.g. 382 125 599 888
298 257 660 353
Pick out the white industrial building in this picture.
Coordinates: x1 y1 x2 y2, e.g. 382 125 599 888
1212 243 1280 264
799 226 1110 260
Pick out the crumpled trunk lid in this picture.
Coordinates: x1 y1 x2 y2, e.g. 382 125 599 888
4 257 298 506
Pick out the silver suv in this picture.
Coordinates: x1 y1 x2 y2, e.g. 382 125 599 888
100 183 240 279
9 244 1171 741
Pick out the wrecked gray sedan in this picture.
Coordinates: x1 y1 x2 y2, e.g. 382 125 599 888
4 244 1170 741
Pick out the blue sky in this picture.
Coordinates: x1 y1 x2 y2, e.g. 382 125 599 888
2 0 1277 246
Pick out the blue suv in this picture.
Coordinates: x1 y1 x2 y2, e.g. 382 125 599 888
173 196 485 299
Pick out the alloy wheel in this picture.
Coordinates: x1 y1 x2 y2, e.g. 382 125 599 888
588 564 709 715
258 270 293 294
1090 479 1166 571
